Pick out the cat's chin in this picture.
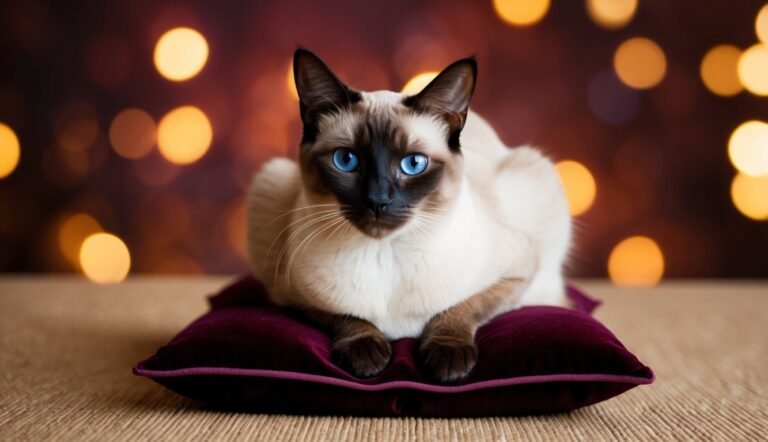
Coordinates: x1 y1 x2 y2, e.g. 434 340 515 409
348 216 407 239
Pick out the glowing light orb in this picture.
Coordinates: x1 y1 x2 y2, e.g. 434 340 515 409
757 4 768 43
555 160 597 216
57 118 98 152
58 213 102 266
586 0 638 29
731 173 768 221
608 236 664 287
700 45 743 97
493 0 550 27
613 37 667 89
401 72 438 95
728 120 768 177
79 233 131 284
153 27 209 81
0 123 21 179
737 43 768 96
287 62 299 100
109 108 157 159
157 106 213 165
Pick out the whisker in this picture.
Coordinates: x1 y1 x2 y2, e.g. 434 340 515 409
273 212 341 285
284 215 346 289
259 204 339 229
262 209 340 273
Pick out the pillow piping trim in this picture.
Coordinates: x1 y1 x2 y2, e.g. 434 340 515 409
133 365 654 393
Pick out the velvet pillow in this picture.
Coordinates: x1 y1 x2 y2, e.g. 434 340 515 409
134 276 653 417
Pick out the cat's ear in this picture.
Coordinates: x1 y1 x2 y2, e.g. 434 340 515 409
403 58 477 149
293 49 360 139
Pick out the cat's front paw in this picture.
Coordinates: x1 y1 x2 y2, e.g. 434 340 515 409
331 334 392 378
418 335 478 383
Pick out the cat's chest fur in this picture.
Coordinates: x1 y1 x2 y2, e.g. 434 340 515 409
288 186 504 339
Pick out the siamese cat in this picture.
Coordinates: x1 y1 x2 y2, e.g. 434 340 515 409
247 49 571 382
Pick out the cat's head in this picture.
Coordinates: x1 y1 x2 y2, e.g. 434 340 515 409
293 49 476 238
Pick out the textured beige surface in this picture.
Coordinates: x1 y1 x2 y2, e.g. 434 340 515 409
0 276 766 441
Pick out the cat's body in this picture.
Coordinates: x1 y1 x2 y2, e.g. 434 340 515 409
247 50 571 382
248 108 570 339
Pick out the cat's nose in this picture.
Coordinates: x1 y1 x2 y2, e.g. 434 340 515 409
366 196 392 217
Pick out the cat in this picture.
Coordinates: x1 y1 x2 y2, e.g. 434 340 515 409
247 49 571 383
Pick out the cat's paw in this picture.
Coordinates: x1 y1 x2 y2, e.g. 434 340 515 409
418 336 478 383
331 333 392 378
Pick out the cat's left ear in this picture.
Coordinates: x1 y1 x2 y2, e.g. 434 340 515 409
403 58 477 149
293 49 361 143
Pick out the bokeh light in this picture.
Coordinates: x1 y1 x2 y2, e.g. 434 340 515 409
157 106 213 164
55 103 99 152
728 120 768 177
700 45 743 97
613 37 667 89
492 0 550 27
0 123 21 179
401 72 438 95
586 0 638 29
731 173 768 220
153 27 209 81
555 160 597 216
608 236 665 287
757 4 768 43
58 213 102 267
737 43 768 96
108 108 156 159
287 62 298 100
79 233 131 283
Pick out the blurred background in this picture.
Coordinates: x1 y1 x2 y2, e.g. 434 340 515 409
1 0 767 285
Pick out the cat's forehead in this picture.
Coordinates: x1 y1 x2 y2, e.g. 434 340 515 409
314 90 449 155
360 90 408 109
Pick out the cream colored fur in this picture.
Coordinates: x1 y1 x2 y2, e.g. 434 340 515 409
247 94 571 340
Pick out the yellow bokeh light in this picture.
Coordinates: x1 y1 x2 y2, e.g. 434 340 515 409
401 71 438 95
737 43 768 96
0 123 21 179
608 236 665 287
728 120 768 177
153 27 209 82
555 160 597 216
287 62 298 100
700 45 744 97
157 106 213 165
58 213 102 267
493 0 550 27
79 233 131 284
109 108 157 159
613 37 667 89
731 173 768 221
586 0 638 29
757 4 768 43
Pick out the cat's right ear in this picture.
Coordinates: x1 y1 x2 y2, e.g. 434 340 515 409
293 49 360 142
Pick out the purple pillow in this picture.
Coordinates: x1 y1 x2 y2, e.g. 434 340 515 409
134 276 653 417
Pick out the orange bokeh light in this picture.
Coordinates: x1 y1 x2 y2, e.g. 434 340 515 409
157 106 213 165
153 27 209 81
700 45 743 97
555 160 597 216
493 0 550 27
0 122 21 179
614 37 667 89
109 108 157 159
401 72 438 95
608 236 665 287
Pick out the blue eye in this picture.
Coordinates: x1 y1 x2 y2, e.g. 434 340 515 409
400 154 428 176
332 148 359 172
